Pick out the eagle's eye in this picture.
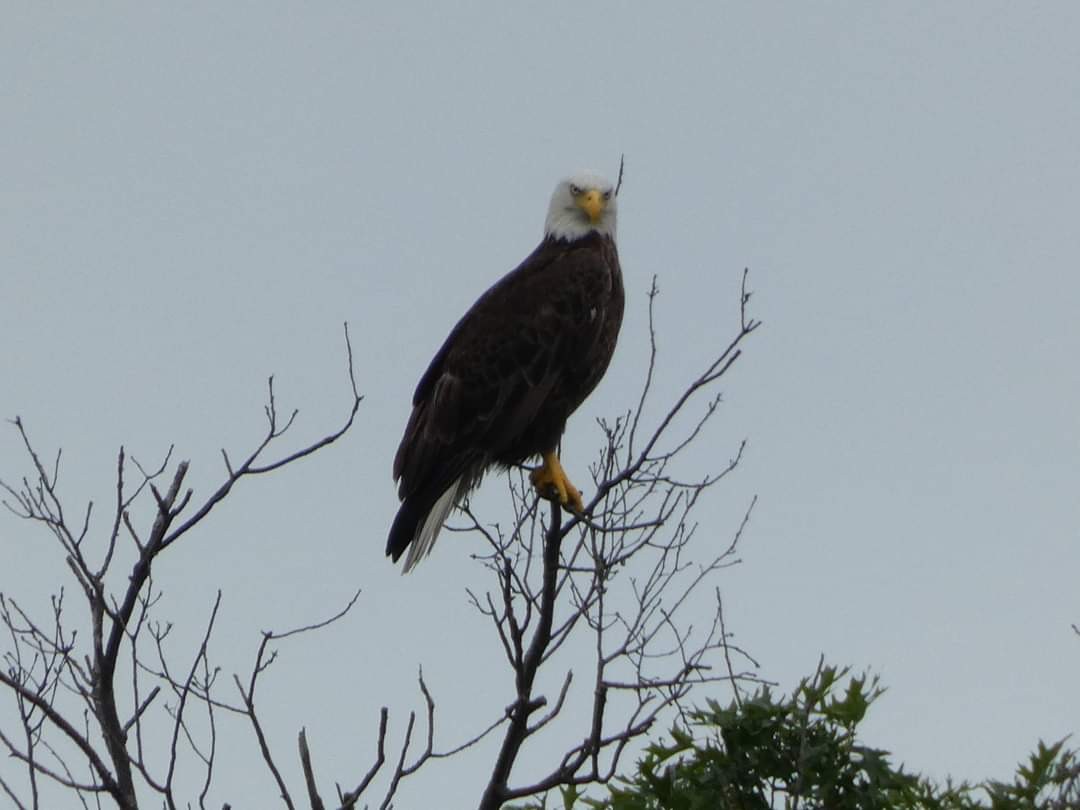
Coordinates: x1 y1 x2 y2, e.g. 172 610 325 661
569 184 581 196
602 190 612 201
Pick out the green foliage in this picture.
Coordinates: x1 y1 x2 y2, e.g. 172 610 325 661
594 663 944 810
509 662 1078 810
985 738 1080 810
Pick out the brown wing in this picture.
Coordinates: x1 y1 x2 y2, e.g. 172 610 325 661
394 236 619 488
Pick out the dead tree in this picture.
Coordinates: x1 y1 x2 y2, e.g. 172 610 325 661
467 271 761 809
0 327 364 809
0 273 760 810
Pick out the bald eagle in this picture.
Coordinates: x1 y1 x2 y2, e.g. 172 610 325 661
387 172 624 571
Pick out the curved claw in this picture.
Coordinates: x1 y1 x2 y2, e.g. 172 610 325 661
530 451 585 514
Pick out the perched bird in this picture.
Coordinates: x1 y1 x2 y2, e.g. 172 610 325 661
387 171 624 571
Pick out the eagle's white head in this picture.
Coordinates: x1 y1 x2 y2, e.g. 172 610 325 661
544 171 618 243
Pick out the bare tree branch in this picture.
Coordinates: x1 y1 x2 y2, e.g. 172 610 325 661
1 328 364 809
297 730 325 810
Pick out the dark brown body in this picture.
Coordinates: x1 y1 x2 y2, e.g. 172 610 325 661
388 232 624 562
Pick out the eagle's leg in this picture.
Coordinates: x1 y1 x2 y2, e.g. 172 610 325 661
530 451 585 514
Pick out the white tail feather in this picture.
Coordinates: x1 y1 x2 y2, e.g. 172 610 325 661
401 476 466 573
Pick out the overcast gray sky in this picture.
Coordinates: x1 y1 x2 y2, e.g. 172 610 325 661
2 3 1079 807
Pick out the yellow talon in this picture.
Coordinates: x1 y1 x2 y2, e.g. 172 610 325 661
530 451 585 514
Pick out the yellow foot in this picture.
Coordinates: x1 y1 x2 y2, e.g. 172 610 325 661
530 451 585 514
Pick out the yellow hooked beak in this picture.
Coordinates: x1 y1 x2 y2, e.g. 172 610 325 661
577 188 606 224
